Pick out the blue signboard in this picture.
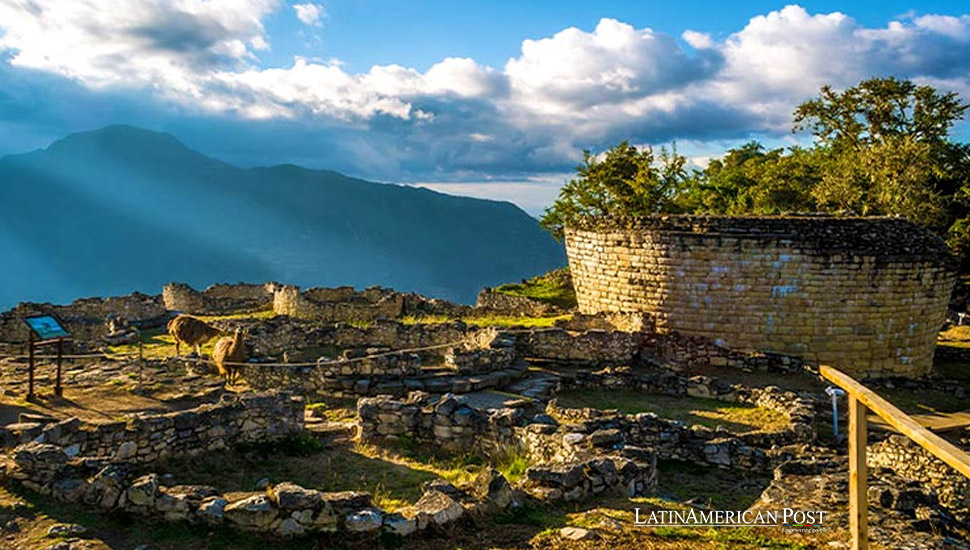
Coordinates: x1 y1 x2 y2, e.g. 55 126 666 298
23 315 70 340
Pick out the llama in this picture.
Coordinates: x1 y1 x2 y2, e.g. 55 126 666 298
213 327 246 384
167 315 221 356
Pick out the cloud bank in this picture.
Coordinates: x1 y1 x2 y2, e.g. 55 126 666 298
1 3 969 192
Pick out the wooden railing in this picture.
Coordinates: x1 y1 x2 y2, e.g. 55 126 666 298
820 365 970 550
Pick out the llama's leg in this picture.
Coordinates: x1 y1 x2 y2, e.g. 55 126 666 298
175 340 180 356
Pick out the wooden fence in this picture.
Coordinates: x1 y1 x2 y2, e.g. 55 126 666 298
820 365 970 550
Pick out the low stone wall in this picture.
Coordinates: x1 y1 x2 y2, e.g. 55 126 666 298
319 349 423 378
209 317 473 360
521 451 657 501
869 435 970 522
240 363 526 398
163 282 277 315
557 366 816 442
357 392 524 454
475 290 560 317
512 328 642 365
0 293 168 344
519 405 772 470
357 388 810 472
6 443 514 538
0 392 304 463
273 285 405 322
444 330 516 374
640 330 807 373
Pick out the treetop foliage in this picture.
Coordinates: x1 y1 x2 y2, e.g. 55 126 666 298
540 77 970 266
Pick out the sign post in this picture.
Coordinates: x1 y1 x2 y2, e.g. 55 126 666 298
21 314 72 400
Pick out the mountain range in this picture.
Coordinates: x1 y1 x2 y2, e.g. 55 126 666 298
0 125 565 309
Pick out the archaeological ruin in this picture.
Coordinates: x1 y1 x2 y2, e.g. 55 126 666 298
565 215 958 378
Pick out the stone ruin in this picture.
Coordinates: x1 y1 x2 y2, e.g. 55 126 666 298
1 271 969 546
566 216 958 378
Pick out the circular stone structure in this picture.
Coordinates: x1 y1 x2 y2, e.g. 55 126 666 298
565 216 958 378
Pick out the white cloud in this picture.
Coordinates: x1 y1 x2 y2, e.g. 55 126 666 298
0 3 969 180
293 3 326 27
682 30 713 49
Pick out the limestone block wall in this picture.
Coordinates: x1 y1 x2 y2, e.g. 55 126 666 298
565 216 958 378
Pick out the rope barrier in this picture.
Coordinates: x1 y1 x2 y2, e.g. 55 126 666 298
0 338 478 368
192 338 473 368
0 324 546 368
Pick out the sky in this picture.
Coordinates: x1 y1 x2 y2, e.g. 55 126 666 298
1 1 970 214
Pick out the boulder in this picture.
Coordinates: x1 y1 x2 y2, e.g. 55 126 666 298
126 474 160 508
413 490 464 527
224 494 278 530
469 469 513 512
268 482 322 511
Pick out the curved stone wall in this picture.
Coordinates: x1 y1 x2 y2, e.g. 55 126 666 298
565 216 957 378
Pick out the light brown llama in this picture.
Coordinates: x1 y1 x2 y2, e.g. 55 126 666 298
167 315 221 356
212 327 246 384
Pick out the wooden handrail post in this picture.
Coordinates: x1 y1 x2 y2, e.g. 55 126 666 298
848 395 868 550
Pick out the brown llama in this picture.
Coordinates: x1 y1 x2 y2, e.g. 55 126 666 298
213 327 246 384
167 315 221 356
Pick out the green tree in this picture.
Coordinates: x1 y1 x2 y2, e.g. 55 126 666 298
794 76 968 229
539 141 687 239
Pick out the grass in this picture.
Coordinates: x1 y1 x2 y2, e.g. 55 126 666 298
400 314 572 328
197 310 279 322
491 446 533 484
493 267 577 310
555 388 788 433
143 436 489 512
306 396 358 422
653 460 772 510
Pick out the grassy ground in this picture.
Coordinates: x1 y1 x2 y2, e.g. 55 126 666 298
0 482 842 550
143 435 489 512
306 396 358 423
493 268 577 310
0 460 837 550
555 388 788 433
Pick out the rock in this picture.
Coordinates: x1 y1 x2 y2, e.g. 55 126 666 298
560 526 597 541
47 523 87 538
320 491 372 514
197 497 228 524
254 477 270 490
344 508 383 532
469 469 513 512
126 474 159 508
268 482 321 511
589 428 623 447
383 512 418 536
525 462 585 488
52 478 88 503
276 517 306 537
224 495 278 529
413 490 464 527
530 414 558 426
115 441 138 460
85 465 128 509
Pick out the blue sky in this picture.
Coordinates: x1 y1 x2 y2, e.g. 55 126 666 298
1 1 969 213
